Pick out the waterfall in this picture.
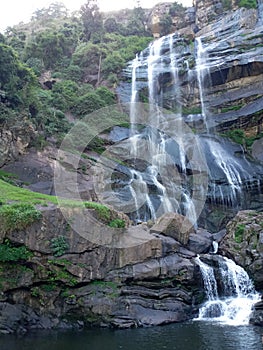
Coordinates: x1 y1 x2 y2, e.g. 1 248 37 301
196 256 260 325
195 37 210 130
204 139 244 206
196 256 218 301
114 24 263 227
124 35 203 224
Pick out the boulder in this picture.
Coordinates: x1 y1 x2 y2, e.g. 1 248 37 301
187 229 213 254
150 212 196 245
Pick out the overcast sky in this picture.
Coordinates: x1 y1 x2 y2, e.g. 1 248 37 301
0 0 193 33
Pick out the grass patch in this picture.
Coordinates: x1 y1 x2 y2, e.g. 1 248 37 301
238 0 257 9
0 179 58 205
0 178 122 229
84 202 111 222
0 170 18 184
221 104 244 113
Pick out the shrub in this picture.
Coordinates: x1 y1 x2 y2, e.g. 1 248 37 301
71 92 106 117
0 203 42 233
96 86 116 105
224 129 245 145
108 219 126 228
50 236 69 257
102 52 125 77
0 240 32 262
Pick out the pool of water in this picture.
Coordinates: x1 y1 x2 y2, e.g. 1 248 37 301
1 321 262 350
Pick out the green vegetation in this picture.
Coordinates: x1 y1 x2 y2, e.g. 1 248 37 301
223 129 263 148
108 219 126 228
1 1 152 142
238 0 257 9
182 106 202 115
223 129 245 145
221 104 244 113
84 201 111 222
222 0 232 10
0 179 121 227
50 236 69 257
89 280 119 298
0 179 58 205
0 240 32 262
47 266 78 287
0 203 42 233
0 170 18 184
234 224 245 243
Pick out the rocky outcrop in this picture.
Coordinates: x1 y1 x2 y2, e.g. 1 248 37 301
250 297 263 326
219 210 263 327
0 123 35 168
0 206 224 334
148 2 195 38
220 211 263 289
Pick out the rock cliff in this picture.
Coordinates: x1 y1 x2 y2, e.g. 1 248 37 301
0 207 220 334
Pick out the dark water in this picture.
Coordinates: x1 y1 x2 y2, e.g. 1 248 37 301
1 321 262 350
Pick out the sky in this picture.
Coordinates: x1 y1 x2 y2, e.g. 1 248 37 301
0 0 193 33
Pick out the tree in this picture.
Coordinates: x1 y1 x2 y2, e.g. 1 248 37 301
50 80 79 112
95 86 116 105
169 2 185 16
103 17 119 33
80 0 103 42
101 52 125 77
25 28 76 69
31 2 68 22
0 44 36 108
71 92 106 117
125 6 150 36
5 27 26 56
72 42 104 82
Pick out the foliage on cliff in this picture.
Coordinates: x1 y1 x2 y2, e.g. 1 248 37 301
0 1 152 141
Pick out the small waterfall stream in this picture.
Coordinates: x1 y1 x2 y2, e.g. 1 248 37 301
195 256 260 325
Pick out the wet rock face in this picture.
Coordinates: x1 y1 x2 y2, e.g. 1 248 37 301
220 211 263 289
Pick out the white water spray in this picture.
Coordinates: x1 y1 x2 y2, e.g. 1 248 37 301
196 256 260 325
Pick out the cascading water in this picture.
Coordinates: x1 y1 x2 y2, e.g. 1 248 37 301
196 256 260 325
195 37 210 130
124 35 202 224
115 15 263 228
194 32 263 210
